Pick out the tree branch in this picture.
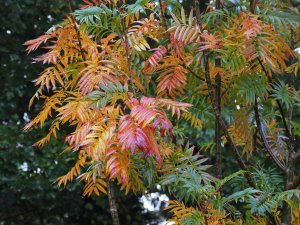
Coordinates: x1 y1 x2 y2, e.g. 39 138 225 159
66 0 86 62
204 54 255 187
215 0 222 180
249 0 256 13
123 26 137 97
158 0 168 30
257 58 295 144
254 98 287 172
180 59 205 82
194 0 255 187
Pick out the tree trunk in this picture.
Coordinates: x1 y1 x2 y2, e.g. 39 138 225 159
108 181 120 225
193 0 255 187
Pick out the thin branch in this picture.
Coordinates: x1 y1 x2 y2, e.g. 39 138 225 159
281 29 298 225
194 0 255 187
254 98 287 172
180 59 205 82
287 27 297 151
204 54 256 187
158 0 168 30
221 81 233 98
249 0 256 13
257 58 294 141
215 0 222 180
123 27 137 97
194 0 203 32
66 0 86 62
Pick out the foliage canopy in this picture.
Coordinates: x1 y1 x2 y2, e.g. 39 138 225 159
25 0 300 224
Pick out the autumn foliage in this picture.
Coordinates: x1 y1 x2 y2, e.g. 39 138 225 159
25 0 300 224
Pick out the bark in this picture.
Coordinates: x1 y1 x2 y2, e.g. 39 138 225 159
250 0 256 13
108 181 120 225
204 55 255 188
158 0 167 30
215 70 222 179
215 0 222 180
194 0 255 187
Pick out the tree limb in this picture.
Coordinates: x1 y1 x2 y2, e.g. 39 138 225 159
253 98 287 172
194 0 255 187
66 0 86 62
204 54 256 187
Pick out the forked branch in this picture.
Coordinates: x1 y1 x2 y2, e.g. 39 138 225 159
194 0 255 187
204 55 255 187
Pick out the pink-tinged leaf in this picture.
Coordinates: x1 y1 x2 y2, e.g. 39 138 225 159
240 13 262 39
124 98 139 109
198 33 223 52
140 96 157 106
77 64 114 95
157 98 192 119
24 34 55 53
157 65 187 98
145 46 167 67
153 113 173 136
33 50 60 64
131 104 157 127
106 147 130 184
66 122 91 145
118 115 149 152
143 127 162 164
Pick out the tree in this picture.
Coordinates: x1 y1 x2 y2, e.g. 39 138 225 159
25 0 300 224
1 1 161 224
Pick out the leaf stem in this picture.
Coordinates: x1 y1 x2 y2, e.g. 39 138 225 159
66 0 86 62
158 0 168 30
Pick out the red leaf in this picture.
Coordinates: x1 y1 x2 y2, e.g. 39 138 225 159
198 33 222 52
240 13 262 39
153 112 172 136
146 46 167 67
118 115 149 152
143 127 162 164
157 65 187 98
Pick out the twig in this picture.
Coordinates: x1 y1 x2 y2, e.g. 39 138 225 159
66 0 86 62
257 58 293 141
253 98 287 172
215 0 223 180
123 26 137 96
158 0 168 30
179 57 205 82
